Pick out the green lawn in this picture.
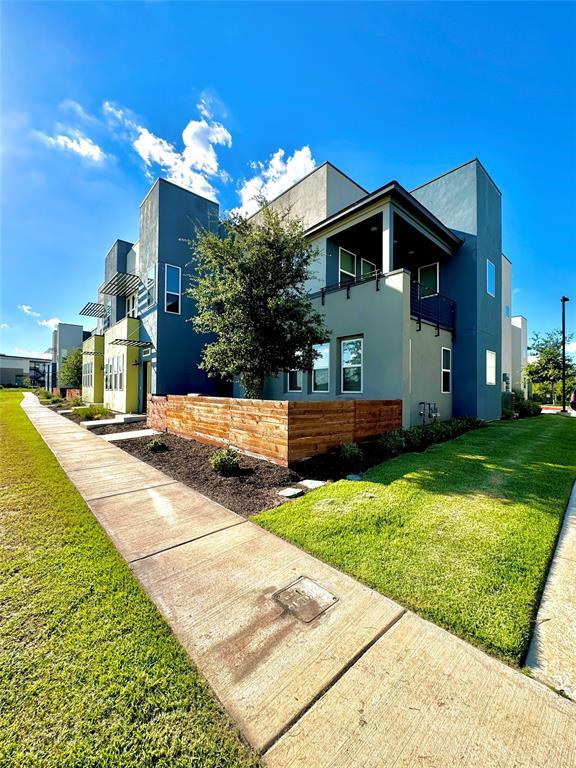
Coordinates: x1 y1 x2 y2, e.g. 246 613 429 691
256 416 576 664
0 391 259 768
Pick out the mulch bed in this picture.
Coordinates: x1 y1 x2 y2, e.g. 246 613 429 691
90 422 148 435
115 432 309 516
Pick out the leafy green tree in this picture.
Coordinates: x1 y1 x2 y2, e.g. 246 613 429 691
188 205 330 399
59 347 83 389
525 329 576 404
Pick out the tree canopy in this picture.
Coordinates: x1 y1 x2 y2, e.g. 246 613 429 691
525 329 576 402
187 205 330 399
59 347 83 389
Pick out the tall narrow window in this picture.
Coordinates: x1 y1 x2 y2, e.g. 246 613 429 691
165 264 181 314
146 266 156 307
287 370 302 392
118 355 123 391
341 338 363 393
312 343 330 393
487 260 496 297
127 292 138 318
486 350 496 385
418 263 439 294
339 248 356 283
441 347 452 393
113 356 118 391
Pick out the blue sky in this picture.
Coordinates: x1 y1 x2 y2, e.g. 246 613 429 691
1 1 575 359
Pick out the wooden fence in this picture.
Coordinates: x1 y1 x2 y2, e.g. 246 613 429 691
148 395 402 466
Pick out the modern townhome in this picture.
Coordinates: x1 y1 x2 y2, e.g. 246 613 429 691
80 159 528 426
0 353 51 388
80 178 228 413
240 159 528 426
49 322 89 390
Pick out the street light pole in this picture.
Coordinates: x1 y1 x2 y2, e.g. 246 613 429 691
561 296 570 413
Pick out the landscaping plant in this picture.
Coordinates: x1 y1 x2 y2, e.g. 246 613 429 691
188 204 330 399
58 347 83 389
338 442 364 472
73 405 110 421
209 446 240 476
147 438 168 453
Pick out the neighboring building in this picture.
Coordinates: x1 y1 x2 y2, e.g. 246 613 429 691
50 322 90 389
80 178 228 413
0 354 51 388
511 315 529 397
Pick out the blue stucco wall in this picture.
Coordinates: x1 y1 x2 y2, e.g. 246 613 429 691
411 160 502 420
151 180 228 397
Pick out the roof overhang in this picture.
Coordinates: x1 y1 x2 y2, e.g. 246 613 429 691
305 181 463 252
109 339 153 348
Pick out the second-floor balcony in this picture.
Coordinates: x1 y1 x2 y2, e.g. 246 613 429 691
310 269 456 334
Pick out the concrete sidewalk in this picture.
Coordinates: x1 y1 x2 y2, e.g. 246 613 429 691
527 482 576 699
22 394 576 767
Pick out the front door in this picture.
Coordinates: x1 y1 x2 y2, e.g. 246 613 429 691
142 361 150 412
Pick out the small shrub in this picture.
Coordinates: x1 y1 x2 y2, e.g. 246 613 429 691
516 398 542 418
35 388 51 399
377 430 406 459
49 397 65 407
147 438 168 453
209 446 240 476
75 405 110 421
338 442 364 471
402 426 429 453
69 396 84 407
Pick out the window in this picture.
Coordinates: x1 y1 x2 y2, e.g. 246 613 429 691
505 304 510 318
113 356 118 391
118 355 124 391
312 343 330 392
361 258 376 277
341 338 363 393
165 264 181 314
339 248 356 283
487 260 496 297
486 350 496 385
441 347 452 393
418 263 439 294
146 266 156 307
127 292 138 318
287 369 302 392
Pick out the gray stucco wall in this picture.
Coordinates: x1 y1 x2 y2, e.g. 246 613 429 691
411 160 503 420
409 323 453 425
501 256 512 390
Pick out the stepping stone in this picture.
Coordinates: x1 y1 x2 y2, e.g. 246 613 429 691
346 474 363 481
102 429 159 442
299 479 327 490
278 487 304 499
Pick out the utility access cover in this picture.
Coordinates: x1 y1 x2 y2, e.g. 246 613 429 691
273 576 338 623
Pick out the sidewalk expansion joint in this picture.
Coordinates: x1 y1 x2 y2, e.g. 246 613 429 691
83 480 178 503
259 607 408 756
128 520 248 564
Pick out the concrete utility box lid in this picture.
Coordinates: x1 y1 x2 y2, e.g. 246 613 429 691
273 576 339 623
299 479 327 489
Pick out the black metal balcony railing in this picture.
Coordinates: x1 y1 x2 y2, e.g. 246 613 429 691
410 281 455 335
309 270 456 335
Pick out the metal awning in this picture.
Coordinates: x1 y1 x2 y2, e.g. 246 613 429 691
101 272 142 297
82 350 104 356
110 339 153 348
79 302 107 318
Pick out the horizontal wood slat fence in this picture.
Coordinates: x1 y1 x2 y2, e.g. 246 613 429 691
148 395 402 466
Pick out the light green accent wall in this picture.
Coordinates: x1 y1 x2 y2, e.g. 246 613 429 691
103 317 140 413
82 335 104 404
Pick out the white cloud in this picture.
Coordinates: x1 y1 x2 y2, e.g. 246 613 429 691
232 146 316 217
567 341 576 354
103 100 231 200
18 304 41 317
12 347 51 360
0 322 9 329
60 99 99 124
34 128 107 163
37 317 62 332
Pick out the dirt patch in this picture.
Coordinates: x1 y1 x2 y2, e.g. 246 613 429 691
114 433 310 516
